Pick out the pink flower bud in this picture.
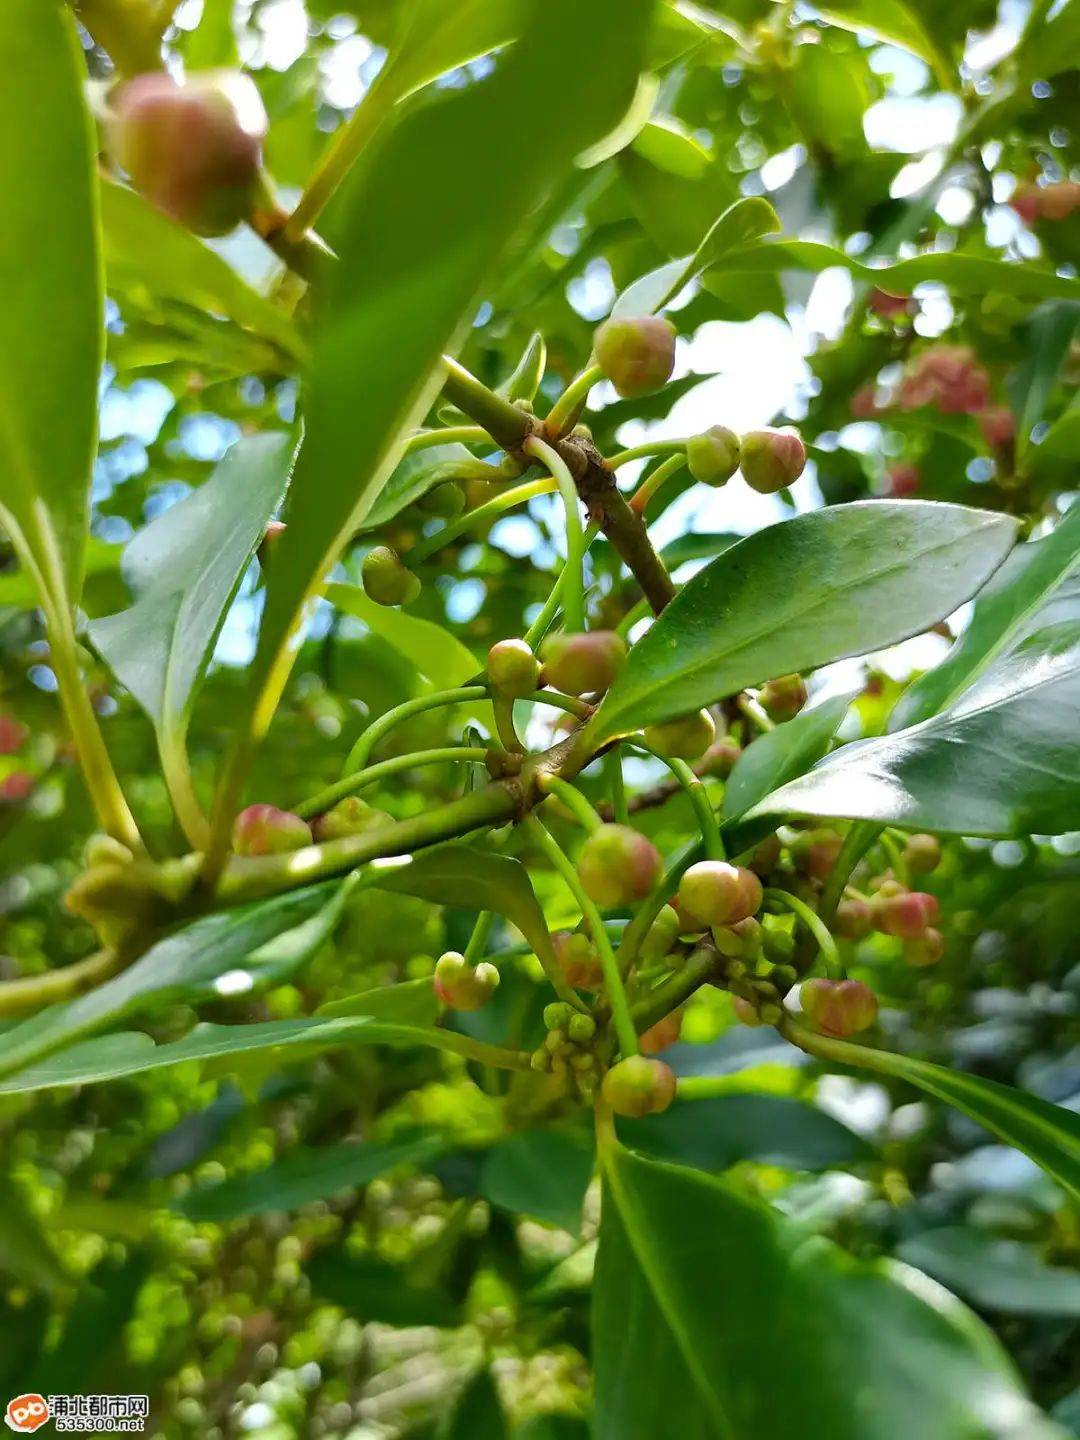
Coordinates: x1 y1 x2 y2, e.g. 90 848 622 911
640 1011 682 1055
977 406 1015 449
833 898 873 941
887 463 920 498
791 828 842 882
433 952 500 1011
871 889 939 940
0 771 33 803
233 803 312 857
540 630 626 697
577 824 662 908
739 429 806 494
732 995 763 1027
593 315 676 399
0 715 28 755
800 978 878 1037
601 1055 676 1117
686 426 741 487
678 862 761 928
867 287 911 320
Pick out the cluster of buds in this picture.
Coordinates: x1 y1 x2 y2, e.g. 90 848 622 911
531 1002 600 1098
1009 180 1080 225
552 929 605 990
433 951 499 1011
601 1054 676 1117
686 424 806 494
800 977 878 1038
540 630 625 697
898 345 992 416
578 824 663 908
869 878 944 966
233 803 312 856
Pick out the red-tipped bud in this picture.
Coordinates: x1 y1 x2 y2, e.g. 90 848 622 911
800 978 878 1038
361 545 420 606
641 905 682 964
867 287 911 320
108 71 267 236
977 406 1015 449
433 952 499 1011
887 463 921 498
0 715 28 755
686 426 741 487
552 930 604 990
704 738 742 778
732 995 763 1027
759 673 808 723
1039 180 1080 221
257 518 286 568
640 1011 682 1055
790 827 842 881
233 803 312 857
643 708 716 760
540 630 626 696
0 772 33 804
594 315 676 399
577 824 662 908
312 796 392 842
903 833 942 875
678 861 761 928
871 889 939 940
904 927 945 968
601 1055 676 1117
833 898 873 941
739 428 806 494
487 638 541 699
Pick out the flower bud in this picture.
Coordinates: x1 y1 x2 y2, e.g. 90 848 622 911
748 834 782 877
887 463 921 498
594 315 676 399
762 925 795 964
0 772 33 803
108 71 267 236
712 915 762 958
678 862 761 928
977 407 1015 449
833 898 872 941
704 738 741 778
871 889 939 940
577 824 662 908
903 927 945 968
487 638 541 699
903 833 941 875
433 952 499 1010
640 1011 682 1054
552 930 604 989
0 714 27 755
601 1055 676 1117
686 426 740 487
233 803 312 857
800 978 878 1038
540 630 626 696
643 708 716 761
568 1013 597 1044
732 995 763 1027
739 428 806 494
790 827 841 881
641 904 682 963
759 673 808 723
543 1001 575 1031
257 518 286 569
84 834 135 869
312 796 392 842
361 546 420 606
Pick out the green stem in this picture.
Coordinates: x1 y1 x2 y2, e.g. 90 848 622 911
407 478 555 566
161 742 211 852
441 358 534 452
523 815 638 1058
544 364 604 437
464 910 496 964
631 945 715 1033
418 1028 533 1072
738 693 775 733
607 750 629 826
610 439 689 470
778 1016 896 1079
525 689 593 720
628 452 688 518
342 687 487 776
491 693 522 753
764 887 841 978
627 738 723 859
539 775 603 833
297 746 487 820
522 520 601 648
616 834 702 977
524 435 586 632
406 426 491 454
0 948 121 1019
819 821 881 926
878 830 908 884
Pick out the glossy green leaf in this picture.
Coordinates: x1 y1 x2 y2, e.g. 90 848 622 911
1028 396 1080 481
101 181 304 365
722 694 852 854
587 502 1016 742
619 1094 872 1173
896 1228 1080 1317
377 0 524 102
892 503 1080 729
719 240 1080 304
0 881 350 1083
812 0 953 88
480 1129 594 1232
1008 302 1080 459
356 442 488 532
497 332 547 403
440 1368 510 1440
242 0 655 767
658 531 740 569
788 44 876 160
0 0 101 609
89 433 298 827
754 622 1080 837
595 1142 1063 1440
325 583 479 691
177 1133 444 1220
318 977 439 1026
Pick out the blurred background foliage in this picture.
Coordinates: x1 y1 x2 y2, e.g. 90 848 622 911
1 0 1079 1434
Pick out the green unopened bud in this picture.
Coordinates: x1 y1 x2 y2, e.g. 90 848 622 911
108 70 267 237
568 1013 598 1044
594 315 676 399
759 674 808 724
233 803 312 857
433 952 499 1011
487 638 541 699
543 1001 575 1031
705 737 742 778
601 1055 677 1117
762 924 795 964
83 834 134 869
686 425 741 486
903 927 945 968
748 834 782 877
577 823 662 908
312 795 392 842
540 630 626 697
904 833 942 875
713 915 762 958
361 545 420 606
643 708 716 761
531 1047 553 1072
641 905 682 964
739 428 807 494
800 978 878 1038
731 995 762 1027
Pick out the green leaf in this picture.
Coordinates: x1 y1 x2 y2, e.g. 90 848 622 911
811 0 954 89
101 180 304 365
440 1369 509 1440
326 583 479 691
619 1094 872 1172
242 0 655 766
787 44 876 161
721 694 852 854
0 1183 70 1297
480 1129 595 1232
88 433 298 833
0 0 101 610
378 0 525 102
181 0 238 67
754 622 1080 837
356 442 487 532
595 1142 1063 1440
0 881 350 1083
896 1228 1080 1318
658 531 740 569
1008 302 1080 459
0 539 121 611
891 503 1080 729
318 977 439 1026
798 1030 1080 1200
717 240 1080 304
587 502 1016 742
177 1133 444 1220
497 332 547 403
307 1247 461 1327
